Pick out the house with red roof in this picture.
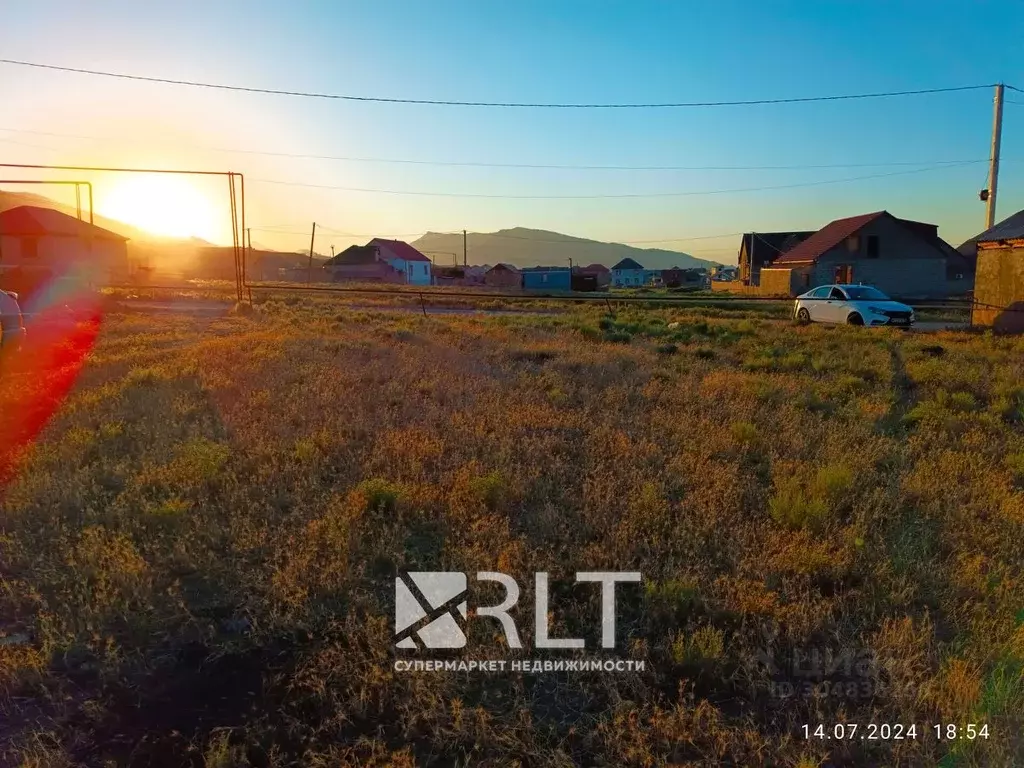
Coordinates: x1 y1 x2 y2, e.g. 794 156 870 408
0 205 129 294
759 211 959 298
367 238 433 285
321 238 433 285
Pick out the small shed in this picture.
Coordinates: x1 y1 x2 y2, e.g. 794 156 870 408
970 209 1024 332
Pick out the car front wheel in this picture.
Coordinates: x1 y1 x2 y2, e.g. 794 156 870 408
796 307 811 324
846 312 864 326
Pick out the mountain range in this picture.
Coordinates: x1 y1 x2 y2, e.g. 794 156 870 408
1 190 724 272
412 228 722 270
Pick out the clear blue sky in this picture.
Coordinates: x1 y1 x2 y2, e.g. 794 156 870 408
0 0 1021 260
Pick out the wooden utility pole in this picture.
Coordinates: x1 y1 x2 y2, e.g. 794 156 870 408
307 222 317 283
463 229 467 267
984 83 1005 230
331 245 335 258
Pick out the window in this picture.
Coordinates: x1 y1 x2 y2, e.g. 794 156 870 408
846 235 860 252
808 286 830 298
866 235 880 259
829 287 847 300
834 265 853 284
844 286 890 301
22 238 38 260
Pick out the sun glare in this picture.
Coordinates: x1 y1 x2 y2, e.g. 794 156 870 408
99 175 221 242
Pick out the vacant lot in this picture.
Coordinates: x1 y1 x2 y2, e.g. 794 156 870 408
1 301 1022 766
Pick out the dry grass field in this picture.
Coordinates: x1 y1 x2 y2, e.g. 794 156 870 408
1 297 1022 766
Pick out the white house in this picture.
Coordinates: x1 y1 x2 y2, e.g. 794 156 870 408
0 206 129 287
610 257 647 287
368 238 432 286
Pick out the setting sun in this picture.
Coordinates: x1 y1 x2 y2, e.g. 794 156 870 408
99 174 221 242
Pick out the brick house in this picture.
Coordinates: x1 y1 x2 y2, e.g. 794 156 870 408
575 263 611 288
323 244 406 283
323 239 433 284
762 211 958 298
661 267 704 288
970 208 1024 332
484 263 521 288
0 206 129 295
737 231 813 286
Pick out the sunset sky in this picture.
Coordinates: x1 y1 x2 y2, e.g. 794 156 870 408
1 0 1022 262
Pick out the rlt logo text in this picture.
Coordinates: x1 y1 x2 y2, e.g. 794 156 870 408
394 571 641 650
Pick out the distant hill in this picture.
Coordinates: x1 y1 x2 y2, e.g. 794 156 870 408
0 188 320 281
412 227 722 270
0 188 196 245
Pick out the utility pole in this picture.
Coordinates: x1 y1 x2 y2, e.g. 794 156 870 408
307 222 317 284
331 245 335 258
246 227 252 283
463 229 467 267
983 83 1005 230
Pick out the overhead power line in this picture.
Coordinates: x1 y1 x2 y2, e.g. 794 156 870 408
0 59 1001 109
248 161 985 199
0 126 991 171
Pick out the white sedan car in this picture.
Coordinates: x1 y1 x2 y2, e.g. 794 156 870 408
794 284 915 327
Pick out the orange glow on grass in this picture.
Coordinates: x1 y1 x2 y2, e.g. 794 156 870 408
99 174 221 242
0 290 103 486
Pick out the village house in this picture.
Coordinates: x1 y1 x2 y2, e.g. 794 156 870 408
969 208 1024 332
610 257 646 287
575 263 611 289
323 244 405 283
0 206 129 295
368 238 433 285
431 265 466 286
322 239 433 285
761 211 959 298
711 265 738 281
484 263 521 288
661 266 705 289
737 231 814 286
521 266 571 291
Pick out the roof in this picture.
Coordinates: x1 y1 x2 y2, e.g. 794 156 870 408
0 206 127 241
368 238 431 262
324 244 379 266
487 263 520 272
741 231 815 268
521 265 570 272
611 257 644 270
972 208 1024 244
579 263 610 273
772 212 885 265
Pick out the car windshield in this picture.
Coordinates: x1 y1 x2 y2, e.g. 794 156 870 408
843 286 890 301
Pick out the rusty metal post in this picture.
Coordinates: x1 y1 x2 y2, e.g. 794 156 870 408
240 173 247 296
228 173 240 303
